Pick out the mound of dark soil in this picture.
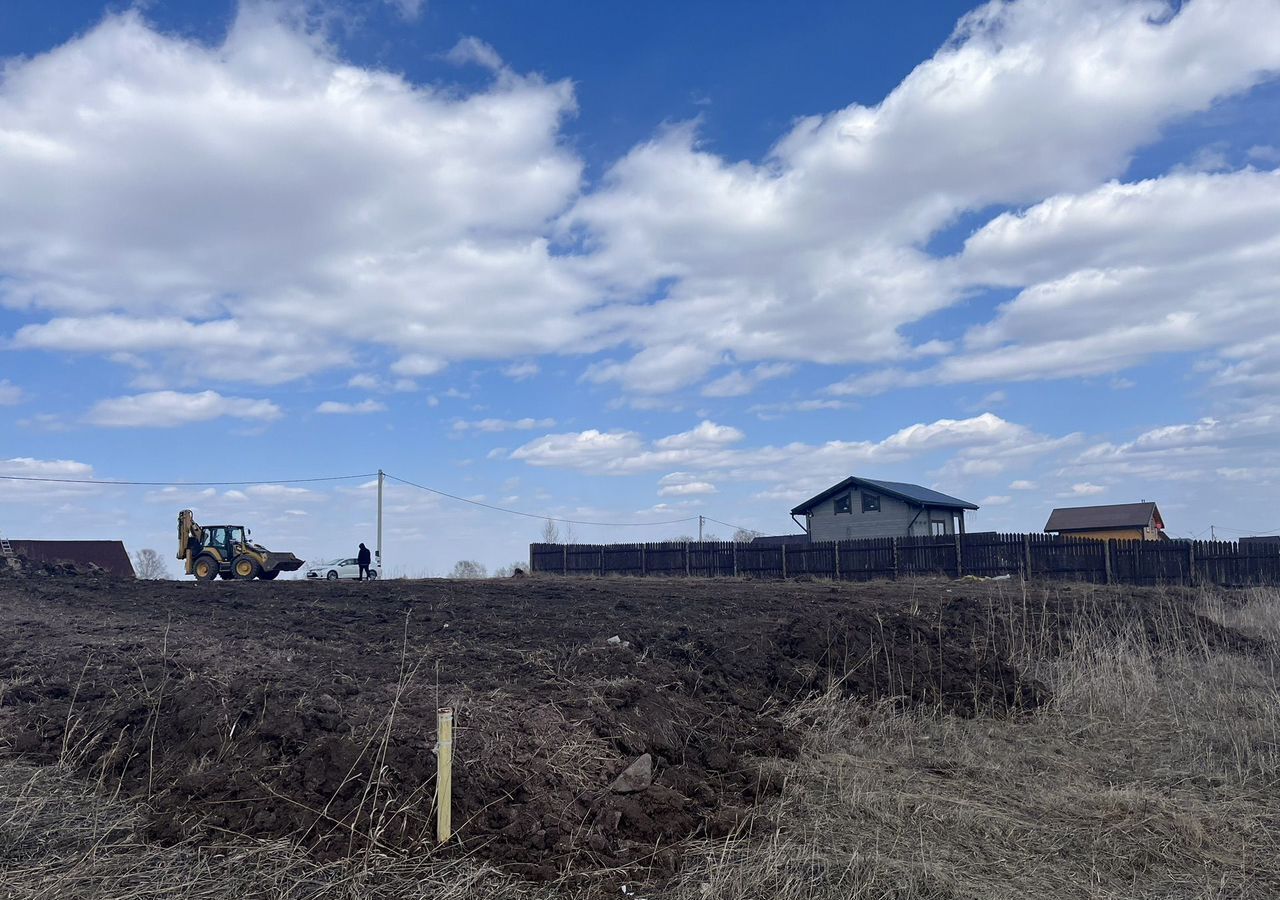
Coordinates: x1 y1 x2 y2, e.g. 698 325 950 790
0 553 107 578
942 584 1272 659
1 576 1053 879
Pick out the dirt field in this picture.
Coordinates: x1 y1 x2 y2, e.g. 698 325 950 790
1 570 1277 898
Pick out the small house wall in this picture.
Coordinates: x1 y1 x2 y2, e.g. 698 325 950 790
1056 527 1158 542
805 486 956 541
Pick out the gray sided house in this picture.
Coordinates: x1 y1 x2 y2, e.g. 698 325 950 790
791 477 979 543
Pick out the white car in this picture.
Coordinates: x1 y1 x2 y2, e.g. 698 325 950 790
305 558 379 580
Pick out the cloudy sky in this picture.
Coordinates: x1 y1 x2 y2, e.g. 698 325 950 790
3 0 1280 575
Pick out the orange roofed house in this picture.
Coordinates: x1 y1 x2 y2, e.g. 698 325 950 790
1043 502 1168 542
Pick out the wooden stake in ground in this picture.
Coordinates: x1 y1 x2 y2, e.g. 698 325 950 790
436 707 453 843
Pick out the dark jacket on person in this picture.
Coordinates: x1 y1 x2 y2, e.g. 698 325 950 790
357 545 372 566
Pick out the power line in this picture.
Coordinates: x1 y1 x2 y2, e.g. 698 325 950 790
1210 524 1280 536
384 473 700 528
3 467 718 530
0 473 377 487
703 515 760 535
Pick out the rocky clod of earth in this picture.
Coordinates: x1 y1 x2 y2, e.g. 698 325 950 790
0 554 105 578
610 754 654 794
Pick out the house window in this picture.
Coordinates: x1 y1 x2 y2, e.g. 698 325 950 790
932 520 947 536
862 493 880 513
834 494 852 514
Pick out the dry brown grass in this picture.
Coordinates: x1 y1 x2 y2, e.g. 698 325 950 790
2 584 1277 899
675 585 1280 899
0 758 556 900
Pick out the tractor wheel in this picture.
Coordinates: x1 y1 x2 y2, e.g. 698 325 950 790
193 555 219 582
233 556 262 580
326 570 339 580
259 570 280 581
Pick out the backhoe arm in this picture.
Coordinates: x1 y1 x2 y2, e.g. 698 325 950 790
177 509 204 575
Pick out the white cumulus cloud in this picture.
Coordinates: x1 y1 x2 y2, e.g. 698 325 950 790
653 420 745 450
563 0 1280 392
1070 482 1107 496
0 7 587 386
658 481 717 497
0 456 98 500
315 399 387 415
3 0 1280 405
86 390 282 427
511 413 1063 508
453 417 556 432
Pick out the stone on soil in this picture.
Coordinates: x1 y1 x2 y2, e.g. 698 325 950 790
610 753 653 794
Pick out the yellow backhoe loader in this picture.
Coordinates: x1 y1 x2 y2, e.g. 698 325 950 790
177 509 304 581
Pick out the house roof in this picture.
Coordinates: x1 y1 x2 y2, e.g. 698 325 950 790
1043 503 1163 533
8 540 135 577
790 477 979 515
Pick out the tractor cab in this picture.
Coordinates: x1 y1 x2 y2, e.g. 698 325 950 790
200 525 248 561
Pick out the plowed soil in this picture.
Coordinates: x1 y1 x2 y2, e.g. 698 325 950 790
0 573 1203 883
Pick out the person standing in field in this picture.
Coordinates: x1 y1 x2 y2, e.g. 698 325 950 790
357 542 372 581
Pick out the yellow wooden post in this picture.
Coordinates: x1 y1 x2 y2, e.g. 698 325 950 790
436 707 453 843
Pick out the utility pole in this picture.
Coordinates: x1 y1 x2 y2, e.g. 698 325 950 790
698 515 704 542
377 469 384 576
1210 525 1215 540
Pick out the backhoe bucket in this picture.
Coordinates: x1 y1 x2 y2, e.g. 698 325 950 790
263 552 304 573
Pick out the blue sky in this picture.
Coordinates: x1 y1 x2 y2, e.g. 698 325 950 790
3 0 1280 575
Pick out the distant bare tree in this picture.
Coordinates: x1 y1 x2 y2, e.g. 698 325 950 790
562 521 576 544
134 548 170 580
733 528 763 543
493 561 527 577
539 519 560 544
449 560 487 579
673 532 720 542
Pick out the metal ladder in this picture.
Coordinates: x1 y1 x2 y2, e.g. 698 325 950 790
0 531 17 571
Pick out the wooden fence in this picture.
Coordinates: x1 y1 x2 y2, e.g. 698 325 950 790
529 532 1280 588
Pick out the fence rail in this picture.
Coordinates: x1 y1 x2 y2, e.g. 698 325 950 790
529 532 1280 588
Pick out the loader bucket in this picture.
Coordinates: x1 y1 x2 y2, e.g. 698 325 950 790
263 552 304 573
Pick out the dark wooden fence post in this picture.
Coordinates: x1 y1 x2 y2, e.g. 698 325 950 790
782 544 788 579
1187 541 1196 586
640 544 646 576
891 537 899 580
955 532 963 578
684 542 690 577
1023 534 1032 580
732 542 738 577
599 547 604 577
1104 540 1113 585
562 544 568 575
834 541 841 580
